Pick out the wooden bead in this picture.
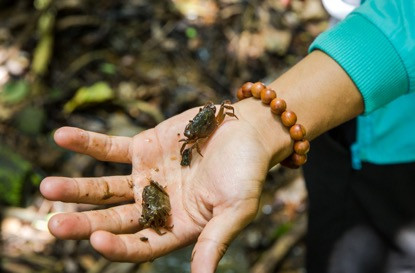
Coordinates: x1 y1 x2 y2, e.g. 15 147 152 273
236 88 244 100
260 88 276 104
291 153 307 166
294 140 310 155
281 111 297 127
242 82 254 98
289 124 306 141
280 157 299 169
236 81 310 169
251 82 266 98
270 98 286 115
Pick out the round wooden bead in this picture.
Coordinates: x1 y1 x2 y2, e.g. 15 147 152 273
281 111 297 127
270 98 286 115
251 82 266 98
294 140 310 155
289 124 306 141
291 153 307 166
280 157 299 169
236 87 244 100
237 80 310 169
260 88 276 104
242 82 254 98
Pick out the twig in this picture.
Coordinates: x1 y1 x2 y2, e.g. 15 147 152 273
56 15 102 31
251 213 307 273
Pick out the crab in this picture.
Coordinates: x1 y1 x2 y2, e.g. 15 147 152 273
179 100 238 165
139 180 172 235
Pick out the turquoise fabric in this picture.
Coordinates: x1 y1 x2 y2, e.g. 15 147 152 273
310 14 408 113
309 0 415 167
355 93 415 165
357 0 415 98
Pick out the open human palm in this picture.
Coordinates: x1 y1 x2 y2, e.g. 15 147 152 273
40 103 274 272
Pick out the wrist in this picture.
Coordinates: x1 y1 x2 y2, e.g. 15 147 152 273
267 50 363 139
234 98 293 167
232 50 364 167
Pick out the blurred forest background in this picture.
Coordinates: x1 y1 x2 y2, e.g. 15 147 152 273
0 0 328 272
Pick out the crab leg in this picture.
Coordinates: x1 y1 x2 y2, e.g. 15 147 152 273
216 101 238 125
194 140 203 157
179 138 195 154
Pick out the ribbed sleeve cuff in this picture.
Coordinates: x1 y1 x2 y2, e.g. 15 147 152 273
309 14 409 114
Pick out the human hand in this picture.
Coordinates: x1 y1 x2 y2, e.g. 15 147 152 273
40 49 364 272
40 99 290 273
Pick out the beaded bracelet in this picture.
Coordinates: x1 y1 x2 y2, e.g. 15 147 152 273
236 82 310 169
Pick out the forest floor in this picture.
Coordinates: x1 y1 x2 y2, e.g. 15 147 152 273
0 0 328 272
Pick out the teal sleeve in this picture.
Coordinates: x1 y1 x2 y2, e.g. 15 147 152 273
309 0 414 114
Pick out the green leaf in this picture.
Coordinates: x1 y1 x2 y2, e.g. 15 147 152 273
37 10 55 34
32 34 53 76
272 221 293 239
64 81 115 113
0 79 30 105
185 27 198 39
0 145 32 206
14 106 46 135
99 63 117 75
34 0 52 10
30 172 43 186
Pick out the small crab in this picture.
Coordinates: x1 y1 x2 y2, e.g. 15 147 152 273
179 100 238 165
180 147 193 166
139 180 172 235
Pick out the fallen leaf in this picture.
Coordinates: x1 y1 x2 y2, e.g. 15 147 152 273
63 81 114 114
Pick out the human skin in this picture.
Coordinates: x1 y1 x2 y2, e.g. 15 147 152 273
40 50 363 273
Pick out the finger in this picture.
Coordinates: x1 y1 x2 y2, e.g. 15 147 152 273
191 200 259 273
90 230 183 263
90 219 192 263
54 126 132 163
48 203 141 240
40 176 134 204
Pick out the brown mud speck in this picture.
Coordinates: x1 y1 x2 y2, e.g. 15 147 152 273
102 181 114 200
170 156 177 160
140 236 149 242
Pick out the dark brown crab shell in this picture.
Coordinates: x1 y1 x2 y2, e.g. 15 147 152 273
183 102 217 139
139 180 171 234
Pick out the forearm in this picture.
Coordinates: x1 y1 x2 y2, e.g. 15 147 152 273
236 50 364 165
269 50 363 139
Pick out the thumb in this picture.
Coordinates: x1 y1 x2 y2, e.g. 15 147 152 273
190 200 258 273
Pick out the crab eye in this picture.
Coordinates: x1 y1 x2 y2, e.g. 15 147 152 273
184 129 192 138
